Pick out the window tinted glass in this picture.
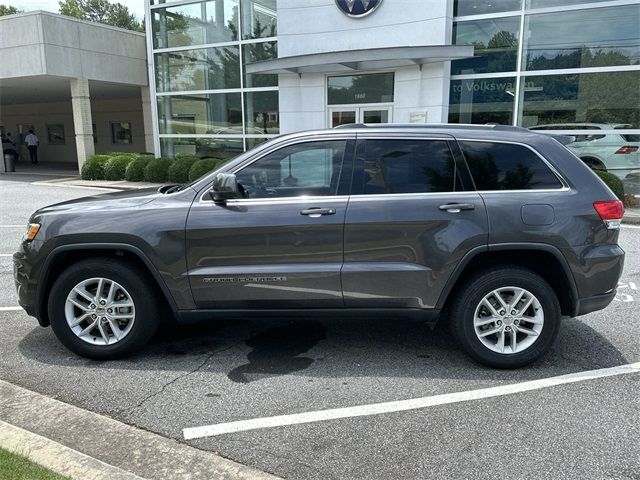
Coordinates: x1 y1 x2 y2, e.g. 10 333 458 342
236 141 346 199
460 141 562 190
363 140 458 194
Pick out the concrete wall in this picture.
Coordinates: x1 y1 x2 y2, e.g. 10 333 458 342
0 11 147 85
1 98 146 164
276 0 455 133
277 0 452 57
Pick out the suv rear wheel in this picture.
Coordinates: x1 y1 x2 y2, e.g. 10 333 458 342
48 258 160 359
450 267 561 368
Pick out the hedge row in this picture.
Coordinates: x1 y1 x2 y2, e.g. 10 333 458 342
81 152 229 183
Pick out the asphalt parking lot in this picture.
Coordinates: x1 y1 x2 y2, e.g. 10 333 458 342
1 175 639 480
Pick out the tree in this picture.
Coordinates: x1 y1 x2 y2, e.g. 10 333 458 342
58 0 143 31
0 4 21 16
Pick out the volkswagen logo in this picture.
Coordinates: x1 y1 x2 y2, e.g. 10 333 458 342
335 0 383 18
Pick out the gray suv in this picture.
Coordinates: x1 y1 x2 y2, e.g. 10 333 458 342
13 125 625 368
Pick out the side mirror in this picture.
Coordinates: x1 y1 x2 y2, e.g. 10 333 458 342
209 173 241 204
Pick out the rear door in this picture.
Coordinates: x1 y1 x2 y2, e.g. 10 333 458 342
186 135 355 309
342 133 488 309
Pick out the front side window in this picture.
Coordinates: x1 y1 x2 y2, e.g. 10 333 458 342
362 140 458 194
235 140 346 199
459 141 562 190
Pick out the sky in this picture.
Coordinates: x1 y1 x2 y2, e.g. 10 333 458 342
4 0 146 20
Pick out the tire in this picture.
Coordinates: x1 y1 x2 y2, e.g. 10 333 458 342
449 266 561 369
48 258 160 359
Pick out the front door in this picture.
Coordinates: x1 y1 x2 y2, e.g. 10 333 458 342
329 106 393 128
186 136 355 309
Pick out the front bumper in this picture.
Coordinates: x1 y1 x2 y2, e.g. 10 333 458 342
13 247 43 325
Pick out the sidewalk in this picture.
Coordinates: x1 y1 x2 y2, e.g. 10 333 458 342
0 379 280 480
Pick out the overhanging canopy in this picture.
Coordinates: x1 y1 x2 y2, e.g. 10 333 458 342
245 45 475 75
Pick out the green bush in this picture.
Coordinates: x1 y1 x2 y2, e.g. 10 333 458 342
595 170 624 201
125 156 152 182
168 155 198 183
144 157 172 183
188 159 220 182
81 155 111 180
104 155 136 180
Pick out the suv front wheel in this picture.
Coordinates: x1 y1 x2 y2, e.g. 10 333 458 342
48 258 160 359
450 267 561 368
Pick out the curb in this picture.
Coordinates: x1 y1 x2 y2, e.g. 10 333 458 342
0 421 145 480
0 380 281 480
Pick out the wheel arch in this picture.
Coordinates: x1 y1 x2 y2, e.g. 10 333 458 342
36 243 178 327
437 244 579 317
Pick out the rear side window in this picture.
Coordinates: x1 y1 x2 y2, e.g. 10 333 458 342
362 139 460 194
459 141 562 191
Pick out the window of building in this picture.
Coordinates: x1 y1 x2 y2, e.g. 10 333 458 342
524 4 640 71
152 0 239 49
519 71 640 129
111 122 132 145
327 73 394 105
452 17 520 75
361 140 458 194
244 91 279 134
151 0 278 158
235 140 346 198
46 124 65 145
157 92 242 135
241 0 277 39
459 141 562 190
526 0 617 9
449 77 516 125
155 46 241 93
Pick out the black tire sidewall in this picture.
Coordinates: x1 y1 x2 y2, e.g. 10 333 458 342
452 268 561 369
48 259 159 359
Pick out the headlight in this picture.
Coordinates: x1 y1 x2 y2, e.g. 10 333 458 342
23 223 41 242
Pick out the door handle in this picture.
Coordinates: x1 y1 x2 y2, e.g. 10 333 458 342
439 203 475 213
300 207 336 217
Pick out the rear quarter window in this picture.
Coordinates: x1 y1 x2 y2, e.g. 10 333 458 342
459 141 563 191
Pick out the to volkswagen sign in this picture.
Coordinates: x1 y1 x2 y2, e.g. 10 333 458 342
336 0 383 18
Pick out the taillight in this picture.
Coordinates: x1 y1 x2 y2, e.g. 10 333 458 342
615 146 639 154
594 200 624 229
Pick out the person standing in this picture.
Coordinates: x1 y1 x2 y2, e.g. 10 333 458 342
24 129 39 164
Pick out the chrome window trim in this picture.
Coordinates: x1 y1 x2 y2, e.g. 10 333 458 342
348 192 481 202
456 138 570 191
226 195 350 206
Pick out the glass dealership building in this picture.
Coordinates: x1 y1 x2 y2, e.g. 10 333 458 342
145 0 640 180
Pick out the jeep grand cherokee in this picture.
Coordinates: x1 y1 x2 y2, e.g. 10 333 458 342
13 125 625 368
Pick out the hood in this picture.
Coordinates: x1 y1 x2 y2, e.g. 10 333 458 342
34 187 163 216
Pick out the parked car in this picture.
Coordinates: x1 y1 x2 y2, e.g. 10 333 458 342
529 123 640 178
14 124 625 368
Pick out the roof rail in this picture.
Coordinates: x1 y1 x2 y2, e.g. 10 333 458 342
333 123 529 132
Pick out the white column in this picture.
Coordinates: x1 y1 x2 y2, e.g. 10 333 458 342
70 78 95 170
141 86 155 154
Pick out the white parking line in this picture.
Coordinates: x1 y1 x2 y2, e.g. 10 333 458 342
0 307 22 311
183 362 640 440
622 224 640 229
0 225 24 228
0 254 13 257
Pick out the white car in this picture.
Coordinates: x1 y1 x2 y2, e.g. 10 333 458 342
529 123 640 179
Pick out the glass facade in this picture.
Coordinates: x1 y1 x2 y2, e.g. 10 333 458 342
450 0 640 182
150 0 277 158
